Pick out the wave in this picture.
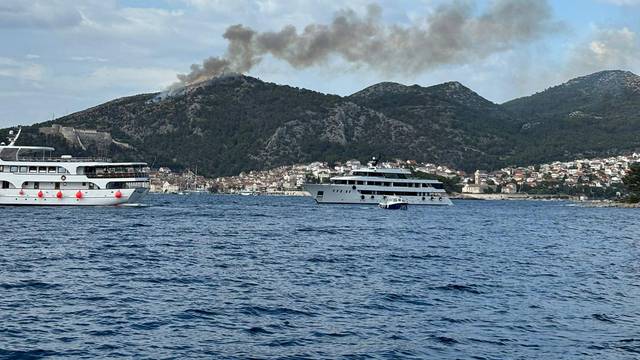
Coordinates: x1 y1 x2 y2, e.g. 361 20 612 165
0 280 60 290
429 283 483 294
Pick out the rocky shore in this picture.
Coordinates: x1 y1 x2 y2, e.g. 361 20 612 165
579 200 640 208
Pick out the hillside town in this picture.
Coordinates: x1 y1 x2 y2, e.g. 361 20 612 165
148 153 640 199
461 153 640 197
149 167 212 194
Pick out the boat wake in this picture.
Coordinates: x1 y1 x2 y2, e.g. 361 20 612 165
119 203 150 208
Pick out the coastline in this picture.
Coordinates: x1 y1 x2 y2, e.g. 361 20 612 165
578 200 640 208
450 193 573 201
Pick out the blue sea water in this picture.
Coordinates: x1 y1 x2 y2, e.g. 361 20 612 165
1 195 639 359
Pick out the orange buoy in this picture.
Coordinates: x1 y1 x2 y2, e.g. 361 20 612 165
56 191 63 199
37 190 43 198
76 191 83 199
115 190 122 199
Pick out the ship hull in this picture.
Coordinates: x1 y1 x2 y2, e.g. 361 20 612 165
303 184 453 206
0 188 148 206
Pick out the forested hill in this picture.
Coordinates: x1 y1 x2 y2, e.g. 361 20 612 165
8 70 640 177
503 70 640 164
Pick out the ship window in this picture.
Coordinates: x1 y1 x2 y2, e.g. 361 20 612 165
58 167 67 173
348 180 355 185
29 166 37 173
89 183 95 190
82 182 86 186
0 166 3 172
38 167 46 173
33 182 39 189
48 167 56 173
357 181 364 185
10 166 18 172
55 182 60 190
19 166 27 173
2 181 9 189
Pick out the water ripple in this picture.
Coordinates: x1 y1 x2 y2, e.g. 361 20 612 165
0 196 639 358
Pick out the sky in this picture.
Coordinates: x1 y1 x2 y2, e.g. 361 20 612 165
1 0 639 127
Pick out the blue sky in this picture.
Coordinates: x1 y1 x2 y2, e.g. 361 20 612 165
0 0 639 127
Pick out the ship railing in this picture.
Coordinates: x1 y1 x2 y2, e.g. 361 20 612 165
16 156 112 162
85 172 149 179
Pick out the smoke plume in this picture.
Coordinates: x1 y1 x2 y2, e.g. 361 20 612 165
174 0 559 88
567 27 640 77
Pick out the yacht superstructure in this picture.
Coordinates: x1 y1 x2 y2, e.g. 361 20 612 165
0 129 149 206
303 161 453 206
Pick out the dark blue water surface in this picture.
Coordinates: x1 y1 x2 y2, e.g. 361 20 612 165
1 195 640 359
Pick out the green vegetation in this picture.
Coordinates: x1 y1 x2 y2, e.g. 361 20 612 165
7 70 640 180
503 70 640 166
622 163 640 203
522 182 624 199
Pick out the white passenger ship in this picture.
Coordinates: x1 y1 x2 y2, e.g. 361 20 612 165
303 160 453 206
0 129 149 206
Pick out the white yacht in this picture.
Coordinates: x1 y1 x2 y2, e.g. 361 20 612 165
304 160 453 206
0 129 149 206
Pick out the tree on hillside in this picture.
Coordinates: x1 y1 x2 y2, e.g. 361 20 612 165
622 163 640 203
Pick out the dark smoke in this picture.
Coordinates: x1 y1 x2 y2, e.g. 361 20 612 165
174 0 559 87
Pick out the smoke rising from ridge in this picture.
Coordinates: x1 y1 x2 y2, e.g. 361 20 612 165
567 27 640 77
174 0 559 88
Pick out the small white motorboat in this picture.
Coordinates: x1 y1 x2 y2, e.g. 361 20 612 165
378 196 408 210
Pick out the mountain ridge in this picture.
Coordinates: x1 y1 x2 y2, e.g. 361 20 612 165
5 70 640 177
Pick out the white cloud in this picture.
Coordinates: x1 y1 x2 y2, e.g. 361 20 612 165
87 66 179 90
0 57 44 81
70 56 108 62
567 27 640 76
0 0 83 29
598 0 640 5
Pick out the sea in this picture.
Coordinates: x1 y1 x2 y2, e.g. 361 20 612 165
1 195 639 359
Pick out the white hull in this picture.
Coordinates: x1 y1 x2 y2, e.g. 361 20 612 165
304 184 453 206
0 188 148 206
